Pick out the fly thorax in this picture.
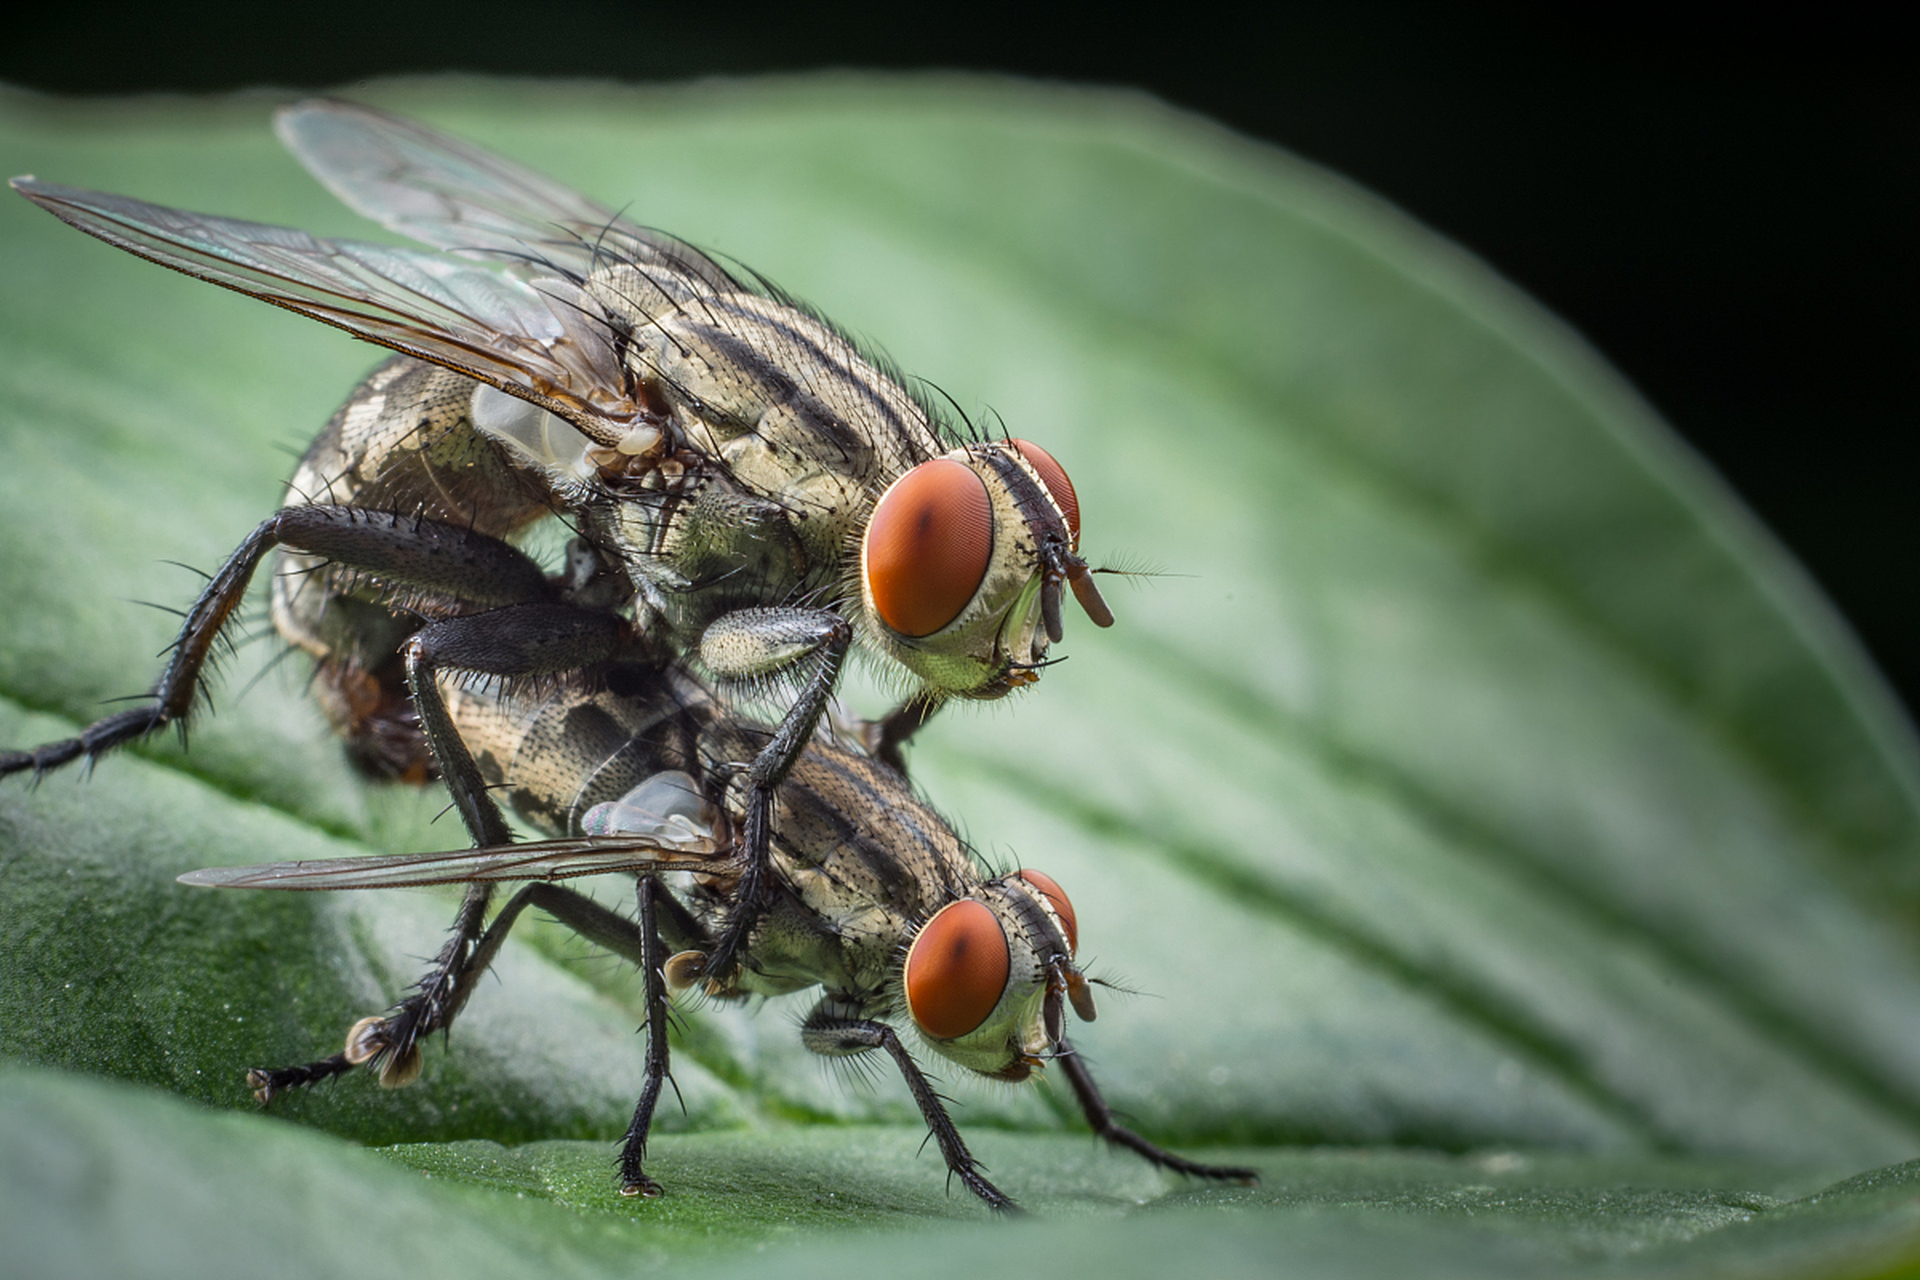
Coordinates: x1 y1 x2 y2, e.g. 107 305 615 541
717 873 871 1001
584 262 694 328
653 320 882 537
712 437 866 596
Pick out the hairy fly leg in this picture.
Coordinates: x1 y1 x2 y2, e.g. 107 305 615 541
800 997 1018 1214
402 604 628 838
695 606 851 983
1056 1038 1259 1185
616 876 675 1197
251 878 658 1101
348 602 628 1073
263 873 691 1198
1 506 551 780
862 695 941 778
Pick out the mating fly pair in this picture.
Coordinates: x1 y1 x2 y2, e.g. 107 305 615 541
183 639 1258 1209
2 100 1250 1208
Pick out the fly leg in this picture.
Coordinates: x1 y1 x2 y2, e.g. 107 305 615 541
326 872 688 1197
1 505 549 781
695 607 851 983
490 874 703 1196
123 514 619 1097
863 695 940 778
341 602 626 1077
240 596 624 1101
616 876 673 1197
800 999 1018 1214
1056 1037 1260 1185
250 880 654 1101
250 882 511 1102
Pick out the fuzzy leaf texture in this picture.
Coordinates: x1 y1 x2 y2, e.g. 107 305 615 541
4 77 1920 1280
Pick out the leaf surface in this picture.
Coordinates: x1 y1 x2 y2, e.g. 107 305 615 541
3 76 1918 1278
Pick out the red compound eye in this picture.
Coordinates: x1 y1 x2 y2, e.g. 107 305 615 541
865 460 994 638
905 899 1011 1040
1017 868 1078 955
1008 439 1080 544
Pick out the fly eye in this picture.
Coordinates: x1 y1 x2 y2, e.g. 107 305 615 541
864 459 994 638
1017 868 1078 954
904 899 1011 1040
1008 439 1080 545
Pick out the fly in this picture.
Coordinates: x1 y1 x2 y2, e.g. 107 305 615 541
180 646 1256 1212
1 99 1114 989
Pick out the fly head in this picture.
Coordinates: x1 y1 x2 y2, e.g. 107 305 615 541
900 866 1092 1081
860 440 1113 701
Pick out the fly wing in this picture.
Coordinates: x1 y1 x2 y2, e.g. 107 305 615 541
275 98 739 298
11 177 643 442
177 833 728 892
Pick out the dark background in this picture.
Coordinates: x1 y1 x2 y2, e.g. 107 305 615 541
4 5 1914 719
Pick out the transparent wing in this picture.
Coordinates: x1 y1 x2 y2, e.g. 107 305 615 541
276 98 739 295
11 177 642 440
177 833 727 892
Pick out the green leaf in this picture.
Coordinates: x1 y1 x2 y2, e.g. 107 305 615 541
3 76 1919 1277
10 1064 1920 1280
